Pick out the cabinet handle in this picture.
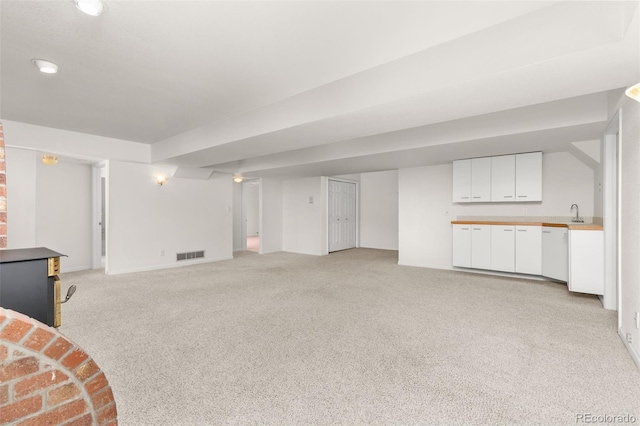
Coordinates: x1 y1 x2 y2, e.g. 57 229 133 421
517 195 528 198
503 196 513 198
461 228 469 230
461 197 469 199
503 229 513 231
472 196 482 199
517 229 527 232
472 228 482 230
542 230 551 234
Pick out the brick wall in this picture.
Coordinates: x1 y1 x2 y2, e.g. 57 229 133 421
0 308 117 425
0 121 6 248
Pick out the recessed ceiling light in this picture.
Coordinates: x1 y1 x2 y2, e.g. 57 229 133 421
75 0 104 16
625 83 640 102
32 59 59 74
233 175 244 183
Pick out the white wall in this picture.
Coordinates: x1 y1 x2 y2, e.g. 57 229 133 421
246 182 260 236
2 120 149 163
282 177 325 255
399 164 454 269
107 161 232 275
35 160 92 272
5 148 36 249
615 94 640 363
360 170 399 250
232 181 243 251
5 148 92 272
398 152 595 269
260 178 283 254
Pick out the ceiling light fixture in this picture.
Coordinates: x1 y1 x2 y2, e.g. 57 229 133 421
42 155 58 165
233 175 244 183
625 83 640 102
32 59 59 74
154 175 168 186
75 0 104 16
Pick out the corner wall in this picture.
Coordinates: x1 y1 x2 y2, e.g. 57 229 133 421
260 178 283 254
107 161 233 275
360 170 399 250
282 177 325 255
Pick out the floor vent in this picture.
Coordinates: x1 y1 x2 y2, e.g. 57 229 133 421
176 250 205 261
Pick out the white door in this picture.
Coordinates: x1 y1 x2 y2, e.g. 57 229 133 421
491 155 515 202
471 157 491 202
515 226 542 275
542 226 568 281
491 225 515 272
452 159 471 202
329 180 356 252
452 225 471 267
471 225 491 269
515 152 542 201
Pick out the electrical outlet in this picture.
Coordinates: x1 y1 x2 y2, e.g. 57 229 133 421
635 311 640 329
626 333 633 344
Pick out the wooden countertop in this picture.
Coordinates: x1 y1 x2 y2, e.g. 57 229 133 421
451 221 603 231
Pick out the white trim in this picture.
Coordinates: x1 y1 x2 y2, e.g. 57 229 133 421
259 249 282 255
619 329 640 370
105 255 233 276
61 265 93 273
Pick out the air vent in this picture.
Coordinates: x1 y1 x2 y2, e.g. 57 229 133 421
176 250 205 261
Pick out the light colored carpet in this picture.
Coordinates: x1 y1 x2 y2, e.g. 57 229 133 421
59 249 640 425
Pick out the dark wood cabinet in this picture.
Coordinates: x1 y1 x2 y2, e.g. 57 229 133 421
0 247 66 327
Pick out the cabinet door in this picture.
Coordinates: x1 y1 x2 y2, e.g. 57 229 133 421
471 225 491 270
471 157 491 202
516 152 542 202
452 159 471 202
491 225 515 272
491 155 515 202
542 227 567 281
515 226 542 275
568 230 604 295
452 225 471 267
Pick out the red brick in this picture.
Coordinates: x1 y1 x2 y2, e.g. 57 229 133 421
23 327 56 352
62 413 94 426
0 356 39 382
0 318 33 343
47 382 81 407
85 372 108 395
15 369 69 398
0 211 6 223
0 384 8 404
97 402 117 424
74 359 99 381
0 395 42 423
0 236 6 248
0 188 5 199
16 399 88 426
62 349 89 370
104 421 118 426
0 173 5 185
0 344 8 361
44 336 73 360
91 386 114 410
0 308 7 325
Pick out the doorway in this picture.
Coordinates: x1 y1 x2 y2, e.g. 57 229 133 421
328 179 357 252
244 180 260 253
92 162 107 270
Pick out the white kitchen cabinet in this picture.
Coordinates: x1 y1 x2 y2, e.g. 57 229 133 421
568 230 604 295
471 157 491 202
515 226 542 275
542 226 567 281
491 155 515 202
515 152 542 202
452 159 472 202
491 225 515 272
471 225 491 270
452 225 471 267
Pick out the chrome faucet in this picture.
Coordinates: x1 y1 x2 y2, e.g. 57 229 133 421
570 204 583 223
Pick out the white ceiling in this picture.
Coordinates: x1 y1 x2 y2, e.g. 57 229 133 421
1 1 639 178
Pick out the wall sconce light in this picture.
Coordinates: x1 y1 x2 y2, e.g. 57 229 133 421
233 174 244 183
625 83 640 102
154 175 168 186
42 155 58 165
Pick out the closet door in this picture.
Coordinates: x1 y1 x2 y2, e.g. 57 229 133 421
329 180 357 252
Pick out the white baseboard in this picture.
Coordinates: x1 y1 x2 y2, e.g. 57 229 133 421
61 265 93 273
106 255 233 276
619 329 640 370
259 249 282 255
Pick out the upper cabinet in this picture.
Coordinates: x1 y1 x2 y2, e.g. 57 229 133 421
491 155 515 202
515 152 542 201
453 152 542 203
452 159 471 202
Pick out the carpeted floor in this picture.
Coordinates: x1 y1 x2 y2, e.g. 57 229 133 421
59 249 640 425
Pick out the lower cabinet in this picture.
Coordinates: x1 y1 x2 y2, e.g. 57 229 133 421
471 225 491 270
452 225 471 267
541 226 568 282
515 226 542 275
568 230 604 295
491 226 515 272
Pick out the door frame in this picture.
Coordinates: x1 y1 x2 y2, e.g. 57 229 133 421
602 109 621 316
91 161 107 270
242 179 261 253
325 177 359 254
